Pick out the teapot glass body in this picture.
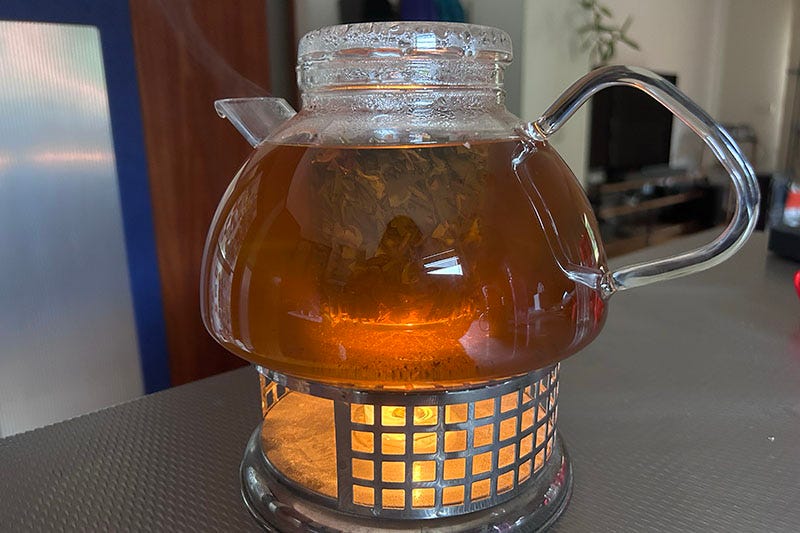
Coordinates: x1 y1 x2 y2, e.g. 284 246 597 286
201 137 606 388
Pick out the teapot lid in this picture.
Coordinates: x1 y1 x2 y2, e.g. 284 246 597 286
298 22 512 63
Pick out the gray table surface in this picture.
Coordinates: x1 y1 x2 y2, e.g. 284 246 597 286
2 231 799 532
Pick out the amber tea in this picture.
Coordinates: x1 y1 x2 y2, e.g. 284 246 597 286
201 139 608 388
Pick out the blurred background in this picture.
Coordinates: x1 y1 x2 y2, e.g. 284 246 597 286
0 0 798 436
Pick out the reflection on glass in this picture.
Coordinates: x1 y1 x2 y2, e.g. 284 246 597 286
423 250 464 276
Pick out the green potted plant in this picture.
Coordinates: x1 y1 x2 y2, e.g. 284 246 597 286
578 0 639 65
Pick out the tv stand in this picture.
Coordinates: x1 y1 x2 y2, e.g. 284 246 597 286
588 171 722 257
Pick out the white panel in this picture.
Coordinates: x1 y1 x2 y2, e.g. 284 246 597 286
0 21 144 436
716 0 794 172
520 0 590 182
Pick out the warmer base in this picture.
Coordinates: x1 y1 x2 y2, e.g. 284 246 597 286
240 423 572 532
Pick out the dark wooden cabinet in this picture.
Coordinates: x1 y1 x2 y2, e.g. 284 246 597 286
588 173 721 257
129 0 272 385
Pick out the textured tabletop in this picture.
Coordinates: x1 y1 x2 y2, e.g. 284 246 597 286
2 231 799 532
0 367 263 532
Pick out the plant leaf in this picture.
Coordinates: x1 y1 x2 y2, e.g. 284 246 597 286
620 35 640 49
578 0 638 62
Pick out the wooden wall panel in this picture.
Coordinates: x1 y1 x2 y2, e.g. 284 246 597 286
130 0 271 385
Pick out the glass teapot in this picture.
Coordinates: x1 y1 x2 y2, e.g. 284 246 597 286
201 22 759 390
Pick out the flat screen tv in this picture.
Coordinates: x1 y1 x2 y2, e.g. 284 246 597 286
589 72 678 181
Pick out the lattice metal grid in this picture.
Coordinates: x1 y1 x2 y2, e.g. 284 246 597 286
257 365 559 519
258 374 286 417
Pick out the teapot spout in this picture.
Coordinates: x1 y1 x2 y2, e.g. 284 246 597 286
214 97 296 147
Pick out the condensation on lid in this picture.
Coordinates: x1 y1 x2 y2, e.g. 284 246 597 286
298 22 513 63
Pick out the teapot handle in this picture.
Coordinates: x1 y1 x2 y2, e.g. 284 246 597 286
523 65 760 296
